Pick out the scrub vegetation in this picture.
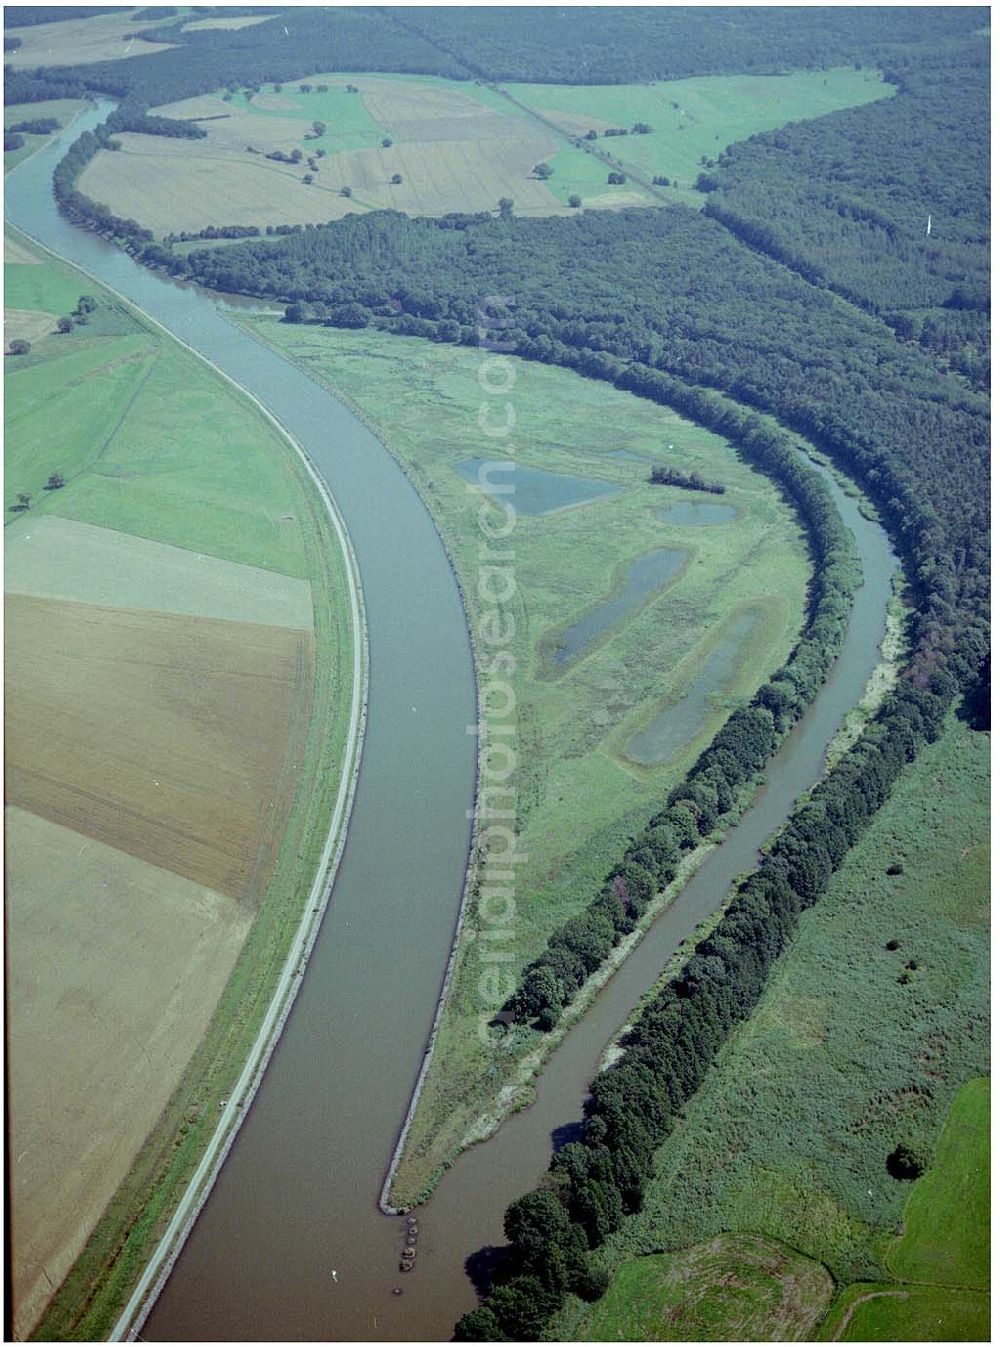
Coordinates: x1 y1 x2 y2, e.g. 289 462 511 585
5 234 357 1340
546 717 988 1343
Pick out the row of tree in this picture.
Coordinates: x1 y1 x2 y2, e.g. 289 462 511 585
649 466 724 494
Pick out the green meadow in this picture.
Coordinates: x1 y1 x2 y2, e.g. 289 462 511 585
822 1077 990 1341
245 316 811 1201
552 713 989 1340
231 78 385 155
473 67 890 206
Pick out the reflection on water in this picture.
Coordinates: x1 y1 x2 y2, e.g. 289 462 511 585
626 612 758 764
454 457 621 515
552 548 686 666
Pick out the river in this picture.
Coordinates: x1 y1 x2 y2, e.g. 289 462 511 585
5 104 898 1342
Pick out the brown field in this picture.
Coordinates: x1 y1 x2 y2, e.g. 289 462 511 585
80 129 563 231
5 307 57 349
6 806 252 1340
5 595 315 901
3 10 174 68
5 515 314 628
81 75 566 232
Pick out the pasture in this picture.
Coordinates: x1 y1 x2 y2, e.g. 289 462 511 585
2 9 173 67
488 67 891 206
575 1234 833 1340
5 236 355 1339
552 713 989 1340
824 1286 989 1342
247 318 810 1204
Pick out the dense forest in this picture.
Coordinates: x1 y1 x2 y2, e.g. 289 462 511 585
700 47 990 386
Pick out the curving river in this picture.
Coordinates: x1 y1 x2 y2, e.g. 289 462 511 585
6 104 898 1342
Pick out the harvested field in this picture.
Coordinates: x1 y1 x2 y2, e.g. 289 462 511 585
5 515 313 628
5 595 315 901
4 307 57 349
182 14 271 31
3 10 174 67
81 130 563 231
83 75 565 231
6 805 252 1341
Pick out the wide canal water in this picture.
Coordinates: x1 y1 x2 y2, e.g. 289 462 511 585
6 105 898 1341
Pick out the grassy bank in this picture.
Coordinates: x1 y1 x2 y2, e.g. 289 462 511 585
239 317 812 1205
5 233 359 1340
550 713 989 1340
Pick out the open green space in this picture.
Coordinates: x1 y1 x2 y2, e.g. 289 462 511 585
5 254 311 578
888 1077 990 1289
4 99 89 173
575 1234 833 1341
246 317 811 1203
6 233 359 1341
551 713 989 1341
230 78 384 156
470 67 890 206
824 1285 988 1342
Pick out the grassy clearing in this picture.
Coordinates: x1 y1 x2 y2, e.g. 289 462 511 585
888 1077 990 1290
244 317 811 1204
823 1285 989 1342
468 68 890 207
551 713 988 1341
575 1234 833 1341
5 234 357 1340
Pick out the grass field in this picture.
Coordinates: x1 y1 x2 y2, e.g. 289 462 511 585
825 1285 989 1342
79 67 889 232
4 99 90 174
3 10 173 67
820 1077 990 1341
550 713 989 1341
482 68 890 207
575 1234 834 1341
5 233 357 1339
246 318 812 1205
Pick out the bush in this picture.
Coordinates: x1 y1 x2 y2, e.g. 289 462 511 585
887 1141 928 1180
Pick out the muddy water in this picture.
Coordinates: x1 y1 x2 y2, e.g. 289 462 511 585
6 106 898 1342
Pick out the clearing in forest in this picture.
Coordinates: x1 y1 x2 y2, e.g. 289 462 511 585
2 10 173 67
78 67 888 231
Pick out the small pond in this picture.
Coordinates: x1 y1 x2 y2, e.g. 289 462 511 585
454 457 621 515
552 548 686 666
626 611 758 764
